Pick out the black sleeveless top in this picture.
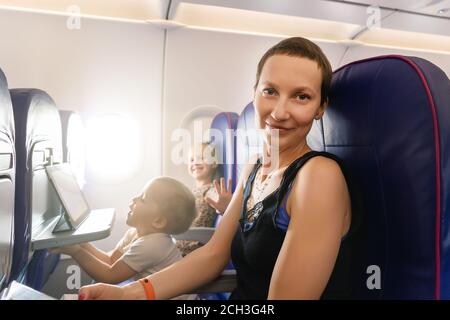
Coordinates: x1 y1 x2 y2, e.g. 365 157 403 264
230 151 361 300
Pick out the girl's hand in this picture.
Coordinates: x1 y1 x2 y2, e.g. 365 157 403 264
205 178 232 215
49 244 82 256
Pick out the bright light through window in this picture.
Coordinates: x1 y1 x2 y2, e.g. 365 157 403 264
86 114 141 182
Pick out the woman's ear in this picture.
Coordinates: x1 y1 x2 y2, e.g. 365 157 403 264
315 99 328 120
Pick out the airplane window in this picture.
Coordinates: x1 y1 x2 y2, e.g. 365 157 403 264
86 114 141 183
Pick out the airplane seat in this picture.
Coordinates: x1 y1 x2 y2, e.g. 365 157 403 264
308 55 450 299
9 89 63 290
203 111 238 299
0 68 15 292
209 111 239 227
236 102 259 181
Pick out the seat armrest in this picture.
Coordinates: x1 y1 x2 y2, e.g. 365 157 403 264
175 227 237 294
174 227 215 244
186 270 237 294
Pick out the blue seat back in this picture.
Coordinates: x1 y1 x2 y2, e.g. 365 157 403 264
0 68 15 291
204 112 239 299
210 112 239 191
209 112 239 227
236 102 259 181
309 55 450 299
9 89 63 289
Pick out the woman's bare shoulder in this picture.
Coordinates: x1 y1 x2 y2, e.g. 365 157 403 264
299 155 344 180
289 155 348 205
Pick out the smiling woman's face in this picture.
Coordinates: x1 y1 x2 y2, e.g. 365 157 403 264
254 54 325 153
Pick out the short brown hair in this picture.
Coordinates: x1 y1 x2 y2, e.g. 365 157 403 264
150 177 197 235
254 37 332 106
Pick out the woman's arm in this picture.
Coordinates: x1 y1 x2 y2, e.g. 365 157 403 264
268 156 350 299
80 160 256 300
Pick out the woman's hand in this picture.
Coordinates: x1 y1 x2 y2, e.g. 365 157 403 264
79 283 126 300
205 178 232 215
79 281 145 300
49 244 82 256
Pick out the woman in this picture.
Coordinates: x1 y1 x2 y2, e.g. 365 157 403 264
79 37 357 300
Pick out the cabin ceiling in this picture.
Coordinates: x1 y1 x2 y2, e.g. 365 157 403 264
0 0 166 21
0 0 448 53
338 0 450 18
0 0 448 21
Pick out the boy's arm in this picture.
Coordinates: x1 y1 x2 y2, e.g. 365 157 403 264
80 243 123 265
71 247 136 284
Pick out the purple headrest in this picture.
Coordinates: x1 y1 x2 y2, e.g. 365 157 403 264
210 112 239 192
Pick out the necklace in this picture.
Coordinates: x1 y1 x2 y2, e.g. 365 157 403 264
246 164 281 211
247 148 309 210
254 167 275 201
